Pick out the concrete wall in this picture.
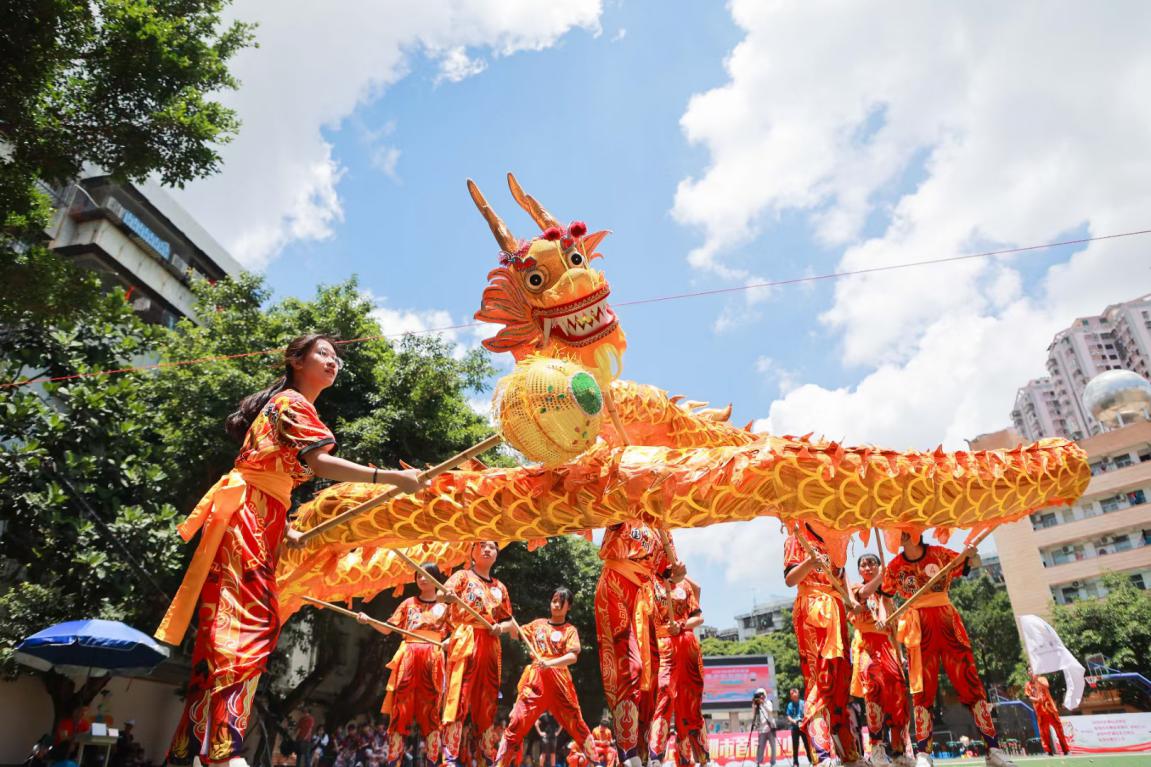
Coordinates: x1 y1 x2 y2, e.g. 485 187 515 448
0 674 184 765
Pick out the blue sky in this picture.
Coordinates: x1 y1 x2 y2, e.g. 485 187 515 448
175 0 1151 630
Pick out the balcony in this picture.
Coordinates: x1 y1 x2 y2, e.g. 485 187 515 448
1032 501 1151 548
1044 546 1151 585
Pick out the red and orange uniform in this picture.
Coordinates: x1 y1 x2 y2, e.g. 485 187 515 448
595 521 670 765
592 726 617 767
848 585 909 756
784 527 858 764
442 568 514 766
648 581 707 767
1025 676 1069 756
381 596 452 766
157 390 335 763
495 619 596 767
880 544 998 752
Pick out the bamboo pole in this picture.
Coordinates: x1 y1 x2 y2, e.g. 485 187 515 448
301 596 442 646
879 527 994 629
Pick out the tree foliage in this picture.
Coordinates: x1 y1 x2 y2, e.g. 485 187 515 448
1 0 254 240
949 574 1028 691
1052 573 1151 673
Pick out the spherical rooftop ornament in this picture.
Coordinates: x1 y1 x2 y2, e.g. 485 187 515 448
1082 369 1151 429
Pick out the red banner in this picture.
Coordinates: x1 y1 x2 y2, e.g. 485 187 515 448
706 731 795 765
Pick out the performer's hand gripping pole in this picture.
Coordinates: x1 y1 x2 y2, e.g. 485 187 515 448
293 434 502 545
879 526 994 629
301 596 443 647
791 523 858 610
390 547 543 662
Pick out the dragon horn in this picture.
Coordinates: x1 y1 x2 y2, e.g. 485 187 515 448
507 172 561 231
468 179 519 254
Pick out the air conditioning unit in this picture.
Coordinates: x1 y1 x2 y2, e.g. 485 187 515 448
1071 580 1082 588
132 296 153 312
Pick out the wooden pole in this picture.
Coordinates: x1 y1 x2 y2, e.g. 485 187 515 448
874 533 915 757
880 527 994 629
294 433 502 544
510 617 545 664
389 548 496 631
301 596 443 646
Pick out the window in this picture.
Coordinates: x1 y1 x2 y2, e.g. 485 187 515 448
1115 454 1133 469
1032 512 1059 530
1128 489 1147 506
1101 497 1122 513
1130 573 1148 590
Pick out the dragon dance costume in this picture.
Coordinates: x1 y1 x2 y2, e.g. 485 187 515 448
648 580 707 767
595 521 669 766
784 526 858 765
1026 676 1069 756
441 567 514 766
880 544 998 753
381 596 451 767
592 725 618 767
494 618 596 767
157 390 336 762
848 584 909 758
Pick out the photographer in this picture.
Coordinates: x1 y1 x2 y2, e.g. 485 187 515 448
750 689 777 767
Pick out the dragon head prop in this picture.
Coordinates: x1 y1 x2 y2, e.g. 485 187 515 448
470 173 627 383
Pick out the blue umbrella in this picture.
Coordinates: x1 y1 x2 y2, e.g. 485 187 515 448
15 619 169 675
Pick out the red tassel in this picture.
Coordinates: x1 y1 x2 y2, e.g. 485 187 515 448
543 226 564 241
568 221 587 238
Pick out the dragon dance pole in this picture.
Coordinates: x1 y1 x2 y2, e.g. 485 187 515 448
301 596 443 646
874 532 915 756
293 433 502 544
880 526 995 629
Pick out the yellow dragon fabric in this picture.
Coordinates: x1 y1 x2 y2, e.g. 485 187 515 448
275 174 1089 615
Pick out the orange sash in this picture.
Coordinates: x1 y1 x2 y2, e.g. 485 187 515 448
895 591 952 694
155 469 293 645
798 584 845 659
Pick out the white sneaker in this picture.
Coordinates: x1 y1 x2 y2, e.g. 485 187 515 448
913 754 933 767
868 748 893 767
984 748 1015 767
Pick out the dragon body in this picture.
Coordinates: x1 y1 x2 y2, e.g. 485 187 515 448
276 175 1089 615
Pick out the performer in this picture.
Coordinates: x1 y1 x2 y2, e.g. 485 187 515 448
783 524 860 767
595 521 685 767
1024 673 1069 757
357 564 451 767
649 578 707 767
156 334 425 764
848 553 909 767
880 533 1014 767
442 540 517 767
494 587 596 767
592 718 618 767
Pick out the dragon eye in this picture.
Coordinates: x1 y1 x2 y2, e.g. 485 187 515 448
567 250 585 267
523 267 549 292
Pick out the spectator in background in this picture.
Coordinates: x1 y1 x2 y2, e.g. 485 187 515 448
784 689 813 767
54 707 91 745
535 712 558 767
297 707 318 767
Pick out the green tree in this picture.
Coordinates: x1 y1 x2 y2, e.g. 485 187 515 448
1053 573 1151 673
0 292 185 724
949 574 1028 691
1 0 253 243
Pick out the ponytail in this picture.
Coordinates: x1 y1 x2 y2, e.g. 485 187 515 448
224 333 336 442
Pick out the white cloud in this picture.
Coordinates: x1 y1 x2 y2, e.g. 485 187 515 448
676 518 791 600
172 0 603 269
677 1 1151 452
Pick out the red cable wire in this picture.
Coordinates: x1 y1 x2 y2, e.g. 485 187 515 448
4 228 1148 390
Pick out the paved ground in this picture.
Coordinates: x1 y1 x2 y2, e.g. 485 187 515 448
948 755 1147 767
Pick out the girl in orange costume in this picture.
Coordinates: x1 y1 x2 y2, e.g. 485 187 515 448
441 541 517 767
880 533 1014 767
648 578 707 767
495 587 596 767
595 522 684 767
156 335 425 765
592 719 618 767
1024 674 1069 757
358 564 452 767
783 524 860 767
848 553 909 767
